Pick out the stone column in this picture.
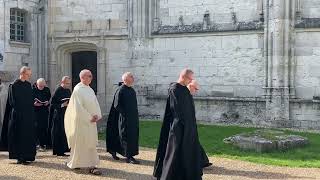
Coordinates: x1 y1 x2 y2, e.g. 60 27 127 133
264 0 295 127
128 0 150 38
127 0 152 60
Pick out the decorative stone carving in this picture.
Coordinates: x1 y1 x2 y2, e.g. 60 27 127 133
178 15 184 26
203 11 210 30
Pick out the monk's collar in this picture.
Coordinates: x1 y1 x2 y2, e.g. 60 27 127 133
79 82 90 87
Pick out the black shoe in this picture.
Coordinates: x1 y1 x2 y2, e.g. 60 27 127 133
21 161 31 165
17 160 30 165
110 152 120 160
203 162 213 168
57 153 69 157
17 160 23 164
126 157 140 164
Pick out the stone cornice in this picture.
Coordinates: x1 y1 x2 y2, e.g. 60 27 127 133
295 18 320 29
152 21 264 35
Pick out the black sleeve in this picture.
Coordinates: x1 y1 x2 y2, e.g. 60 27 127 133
46 88 51 101
32 87 37 100
169 88 185 125
8 84 17 109
114 88 125 115
50 88 61 108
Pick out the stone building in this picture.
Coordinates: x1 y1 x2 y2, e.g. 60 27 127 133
0 0 320 129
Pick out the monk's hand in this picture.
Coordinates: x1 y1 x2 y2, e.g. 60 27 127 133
44 101 49 106
34 102 42 106
62 101 68 107
91 115 99 122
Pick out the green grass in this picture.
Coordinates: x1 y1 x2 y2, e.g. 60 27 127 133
100 120 320 168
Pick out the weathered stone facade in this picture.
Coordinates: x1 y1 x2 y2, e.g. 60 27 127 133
0 0 320 130
0 0 46 81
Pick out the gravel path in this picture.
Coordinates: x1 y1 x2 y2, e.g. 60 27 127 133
0 143 319 180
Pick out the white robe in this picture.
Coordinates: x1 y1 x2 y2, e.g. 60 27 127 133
64 82 102 169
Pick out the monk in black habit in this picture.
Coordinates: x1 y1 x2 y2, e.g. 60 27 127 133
0 66 36 165
106 72 139 164
153 69 203 180
187 80 212 168
33 78 51 150
51 76 71 156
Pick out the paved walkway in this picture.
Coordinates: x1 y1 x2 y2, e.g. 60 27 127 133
0 146 319 180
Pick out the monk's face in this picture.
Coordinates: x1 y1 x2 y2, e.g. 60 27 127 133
37 82 46 90
125 74 134 87
62 79 71 89
183 73 194 86
82 72 93 86
127 75 134 86
188 83 199 95
22 70 32 81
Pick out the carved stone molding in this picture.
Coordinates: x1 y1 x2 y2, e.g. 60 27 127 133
152 21 263 35
295 18 320 29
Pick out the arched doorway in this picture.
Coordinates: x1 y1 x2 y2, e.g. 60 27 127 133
71 51 97 94
50 41 108 112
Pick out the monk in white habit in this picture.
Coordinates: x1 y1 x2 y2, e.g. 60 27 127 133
64 69 102 175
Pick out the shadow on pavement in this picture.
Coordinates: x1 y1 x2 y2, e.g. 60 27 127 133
0 176 25 180
29 160 156 180
203 165 315 179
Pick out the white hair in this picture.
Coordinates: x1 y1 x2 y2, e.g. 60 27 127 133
79 69 91 79
19 66 31 75
36 78 46 85
122 72 133 82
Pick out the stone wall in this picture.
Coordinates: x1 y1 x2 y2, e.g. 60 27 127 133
291 0 320 129
130 32 267 126
300 0 320 18
290 100 320 130
48 0 130 112
295 31 320 99
50 0 127 36
0 0 46 81
132 0 267 126
148 34 265 97
159 0 261 26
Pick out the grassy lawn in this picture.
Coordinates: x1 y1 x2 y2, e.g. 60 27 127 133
100 120 320 168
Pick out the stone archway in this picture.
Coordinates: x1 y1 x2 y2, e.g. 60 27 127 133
55 42 97 81
51 41 108 111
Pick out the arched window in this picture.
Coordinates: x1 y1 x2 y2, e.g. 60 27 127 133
10 8 27 42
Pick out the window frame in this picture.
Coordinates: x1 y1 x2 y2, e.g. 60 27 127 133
10 8 27 42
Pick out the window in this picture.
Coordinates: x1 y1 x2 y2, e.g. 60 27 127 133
10 9 26 42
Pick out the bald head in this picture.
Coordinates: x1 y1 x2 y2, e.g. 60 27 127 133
187 80 200 95
20 66 31 75
61 76 71 89
19 66 32 81
122 72 134 87
79 69 92 86
178 68 194 86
